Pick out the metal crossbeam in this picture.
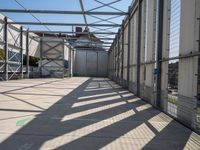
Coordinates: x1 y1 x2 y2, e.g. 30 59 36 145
90 15 122 25
8 22 121 27
89 15 119 25
91 26 118 34
30 36 114 41
79 0 88 27
94 0 125 13
72 41 112 44
0 9 127 15
25 30 117 35
87 0 122 12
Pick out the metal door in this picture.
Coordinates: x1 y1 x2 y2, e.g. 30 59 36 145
86 51 97 76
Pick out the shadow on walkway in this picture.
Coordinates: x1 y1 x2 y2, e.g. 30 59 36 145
0 77 198 150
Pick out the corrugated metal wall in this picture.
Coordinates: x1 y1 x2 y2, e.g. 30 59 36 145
74 49 108 77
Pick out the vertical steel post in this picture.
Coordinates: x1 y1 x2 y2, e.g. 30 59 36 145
26 29 29 78
40 37 43 77
62 39 65 78
121 20 125 86
136 2 142 96
115 40 117 80
111 45 113 79
96 51 98 76
69 46 72 77
115 37 117 81
112 43 114 79
156 0 164 108
72 48 75 76
4 17 8 81
197 18 200 107
113 40 116 81
117 31 120 81
127 6 131 89
20 26 23 79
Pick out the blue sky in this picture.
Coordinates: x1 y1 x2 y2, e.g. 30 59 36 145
0 0 132 40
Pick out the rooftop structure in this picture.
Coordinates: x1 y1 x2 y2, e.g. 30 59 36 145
0 0 200 149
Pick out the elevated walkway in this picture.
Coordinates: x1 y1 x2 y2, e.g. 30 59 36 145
0 77 199 149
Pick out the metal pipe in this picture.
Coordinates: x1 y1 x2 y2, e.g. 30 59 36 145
8 22 121 27
0 9 127 15
30 36 114 40
20 26 23 79
121 20 125 86
25 30 117 35
156 0 164 108
136 2 142 96
4 17 8 81
79 0 88 27
39 38 43 77
26 29 29 78
197 17 200 104
69 47 72 77
127 6 132 90
117 32 120 80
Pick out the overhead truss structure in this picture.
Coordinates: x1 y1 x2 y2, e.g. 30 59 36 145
0 0 133 81
0 0 132 48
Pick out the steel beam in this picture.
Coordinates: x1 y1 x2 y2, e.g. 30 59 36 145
79 0 88 27
197 16 200 105
101 37 115 40
72 48 75 76
0 9 127 15
117 32 120 80
156 0 164 108
69 47 72 77
39 38 43 77
127 7 131 90
113 41 116 80
26 29 29 78
88 0 122 12
20 26 23 79
8 22 121 27
72 41 112 44
121 20 124 86
136 2 142 96
26 30 117 35
4 17 8 81
30 36 114 41
95 0 125 13
62 39 65 78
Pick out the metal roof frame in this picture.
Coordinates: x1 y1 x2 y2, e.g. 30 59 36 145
0 0 130 49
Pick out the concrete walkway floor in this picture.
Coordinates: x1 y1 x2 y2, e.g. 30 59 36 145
0 77 200 150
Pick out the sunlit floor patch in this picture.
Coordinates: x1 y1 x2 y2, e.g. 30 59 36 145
78 92 119 100
126 98 141 103
148 113 173 132
72 95 121 107
121 93 134 97
84 87 113 92
62 101 131 122
41 110 135 149
136 104 152 112
184 132 200 150
100 123 155 150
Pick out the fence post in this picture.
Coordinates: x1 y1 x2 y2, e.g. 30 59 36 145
4 17 8 81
